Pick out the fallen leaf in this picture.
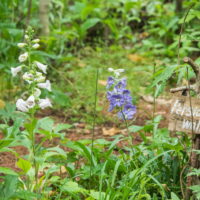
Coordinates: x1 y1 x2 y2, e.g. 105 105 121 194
139 32 149 39
61 166 67 173
128 54 144 62
78 61 86 67
102 127 120 136
98 80 107 86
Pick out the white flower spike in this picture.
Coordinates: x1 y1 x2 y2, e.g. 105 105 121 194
34 61 47 74
37 80 51 91
19 52 28 62
39 98 52 109
11 66 22 77
16 99 29 112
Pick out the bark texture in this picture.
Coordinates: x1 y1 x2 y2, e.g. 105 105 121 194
39 0 50 36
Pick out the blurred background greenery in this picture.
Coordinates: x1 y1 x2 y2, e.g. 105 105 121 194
0 0 200 123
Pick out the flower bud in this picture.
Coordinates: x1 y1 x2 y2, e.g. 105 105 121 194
17 43 27 48
32 39 40 43
25 35 29 40
32 43 40 49
23 72 33 81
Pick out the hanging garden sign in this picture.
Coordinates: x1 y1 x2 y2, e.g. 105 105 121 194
169 96 200 134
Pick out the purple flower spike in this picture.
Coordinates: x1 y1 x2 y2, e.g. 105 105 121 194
114 78 127 92
106 76 115 89
118 104 136 120
110 94 125 107
106 73 136 120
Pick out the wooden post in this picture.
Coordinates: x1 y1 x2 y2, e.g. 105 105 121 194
170 57 200 200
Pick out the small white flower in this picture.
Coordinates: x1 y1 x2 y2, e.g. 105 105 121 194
32 39 40 43
19 52 28 62
108 68 114 72
116 69 125 73
16 99 29 112
34 88 41 97
37 80 51 91
11 66 22 77
26 95 35 108
25 35 29 40
34 61 47 74
108 68 125 78
38 98 52 109
17 43 27 48
32 43 40 49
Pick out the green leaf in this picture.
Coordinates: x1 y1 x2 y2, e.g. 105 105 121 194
37 117 54 132
61 181 86 193
16 158 31 174
54 123 72 133
0 139 13 149
129 125 143 133
81 18 100 32
0 175 18 199
0 167 18 176
14 190 37 200
171 192 181 200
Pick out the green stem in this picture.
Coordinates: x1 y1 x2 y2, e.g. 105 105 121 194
120 107 138 168
89 68 99 190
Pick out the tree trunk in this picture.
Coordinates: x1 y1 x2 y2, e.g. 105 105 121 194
39 0 50 36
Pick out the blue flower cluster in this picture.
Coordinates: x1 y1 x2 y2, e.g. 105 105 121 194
106 76 136 120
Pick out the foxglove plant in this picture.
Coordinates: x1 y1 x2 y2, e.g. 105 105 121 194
12 27 52 114
11 27 53 195
106 68 136 153
106 68 136 120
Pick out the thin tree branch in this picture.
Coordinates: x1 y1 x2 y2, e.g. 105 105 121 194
183 57 200 76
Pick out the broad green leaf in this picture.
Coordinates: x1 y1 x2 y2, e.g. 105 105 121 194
37 117 54 132
16 158 31 174
81 18 100 32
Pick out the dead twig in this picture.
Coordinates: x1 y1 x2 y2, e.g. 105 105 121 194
170 85 196 93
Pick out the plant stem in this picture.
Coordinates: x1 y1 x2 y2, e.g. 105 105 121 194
120 108 135 162
89 68 99 190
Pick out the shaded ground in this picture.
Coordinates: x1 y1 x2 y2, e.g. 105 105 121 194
0 96 171 172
